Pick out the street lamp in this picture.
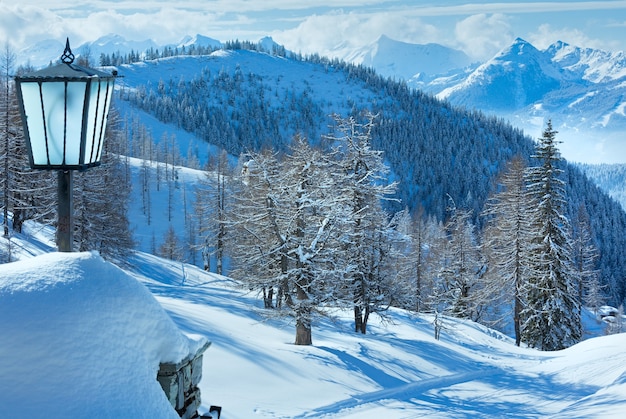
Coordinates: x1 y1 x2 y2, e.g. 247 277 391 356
15 38 116 252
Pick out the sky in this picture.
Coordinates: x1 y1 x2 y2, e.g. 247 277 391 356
2 1 626 61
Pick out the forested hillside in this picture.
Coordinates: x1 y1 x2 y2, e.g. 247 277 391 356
113 48 626 303
578 164 626 211
119 50 535 219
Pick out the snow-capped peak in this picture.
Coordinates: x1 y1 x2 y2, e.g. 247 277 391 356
257 36 283 53
500 37 536 56
546 40 626 83
492 38 547 66
177 34 222 49
437 37 562 110
343 34 471 80
85 34 159 52
91 33 128 47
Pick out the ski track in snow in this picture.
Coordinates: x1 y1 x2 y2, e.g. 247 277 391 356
294 368 500 418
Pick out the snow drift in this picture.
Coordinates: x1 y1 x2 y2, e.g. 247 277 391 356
0 251 207 418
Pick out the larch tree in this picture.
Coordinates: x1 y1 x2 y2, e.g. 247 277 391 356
196 149 231 275
230 151 281 301
434 199 484 321
325 112 399 334
521 120 581 351
281 137 350 345
481 156 532 346
571 203 603 315
229 137 351 345
227 149 289 309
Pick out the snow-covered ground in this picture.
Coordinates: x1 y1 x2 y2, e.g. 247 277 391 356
2 214 626 418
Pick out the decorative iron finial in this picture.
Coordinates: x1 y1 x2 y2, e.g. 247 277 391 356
61 38 75 64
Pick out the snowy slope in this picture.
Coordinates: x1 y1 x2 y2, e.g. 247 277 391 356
3 232 626 418
144 260 626 418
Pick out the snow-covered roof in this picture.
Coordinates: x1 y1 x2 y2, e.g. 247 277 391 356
0 251 207 418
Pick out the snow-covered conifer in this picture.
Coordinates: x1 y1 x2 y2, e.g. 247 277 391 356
521 121 581 350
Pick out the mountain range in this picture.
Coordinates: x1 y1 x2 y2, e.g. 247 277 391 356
345 36 626 164
19 33 625 163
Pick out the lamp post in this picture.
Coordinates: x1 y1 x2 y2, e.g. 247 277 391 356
15 38 116 252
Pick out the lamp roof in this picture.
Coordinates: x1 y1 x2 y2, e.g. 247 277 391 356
16 62 115 81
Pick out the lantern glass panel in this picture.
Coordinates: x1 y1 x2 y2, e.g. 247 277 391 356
50 81 87 166
99 81 114 161
20 80 89 166
84 79 113 165
19 81 47 165
41 82 69 164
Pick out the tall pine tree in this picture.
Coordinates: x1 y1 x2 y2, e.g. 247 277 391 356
521 121 581 351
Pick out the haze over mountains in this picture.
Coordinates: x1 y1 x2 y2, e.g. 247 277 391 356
344 35 473 81
347 36 626 164
18 32 626 164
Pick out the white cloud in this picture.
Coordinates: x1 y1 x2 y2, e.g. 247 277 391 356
454 13 514 60
274 10 442 58
76 8 224 44
0 5 66 49
528 23 616 51
2 5 245 50
4 1 626 58
397 1 626 16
